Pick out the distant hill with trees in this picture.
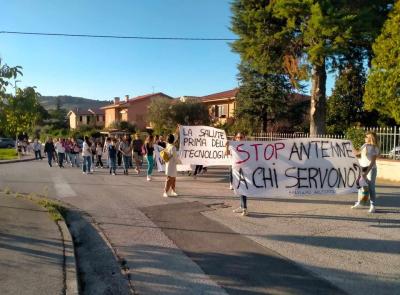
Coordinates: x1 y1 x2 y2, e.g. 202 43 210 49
39 95 111 111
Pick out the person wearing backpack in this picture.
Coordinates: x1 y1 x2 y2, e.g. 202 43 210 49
163 134 179 198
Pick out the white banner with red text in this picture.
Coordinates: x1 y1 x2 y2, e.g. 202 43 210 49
229 138 360 197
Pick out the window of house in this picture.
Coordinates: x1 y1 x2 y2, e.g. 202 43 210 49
87 116 90 124
217 105 227 117
79 116 82 122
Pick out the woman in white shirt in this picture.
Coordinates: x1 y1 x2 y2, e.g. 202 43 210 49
163 134 178 197
352 131 380 213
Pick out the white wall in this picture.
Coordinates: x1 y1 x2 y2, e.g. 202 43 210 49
377 159 400 182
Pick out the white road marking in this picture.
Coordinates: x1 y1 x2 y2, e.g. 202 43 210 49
52 175 77 198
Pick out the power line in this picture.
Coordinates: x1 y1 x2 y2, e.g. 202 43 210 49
0 30 237 41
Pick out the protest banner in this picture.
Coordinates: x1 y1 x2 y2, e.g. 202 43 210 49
229 138 360 197
154 144 191 172
179 125 231 166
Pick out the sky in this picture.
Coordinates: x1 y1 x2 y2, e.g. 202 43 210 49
0 0 334 101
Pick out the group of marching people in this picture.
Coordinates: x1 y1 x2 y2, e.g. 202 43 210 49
36 128 381 216
42 133 169 179
41 132 180 198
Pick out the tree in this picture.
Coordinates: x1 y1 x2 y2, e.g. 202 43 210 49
0 58 22 92
326 63 366 134
148 99 210 135
171 99 210 126
3 87 42 137
119 121 136 133
147 99 175 135
235 62 292 133
364 1 400 124
0 59 23 136
230 0 393 135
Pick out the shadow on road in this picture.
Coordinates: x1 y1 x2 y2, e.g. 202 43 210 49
65 208 132 295
140 201 346 295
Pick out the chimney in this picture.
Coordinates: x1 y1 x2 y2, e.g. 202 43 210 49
114 97 120 104
125 95 129 102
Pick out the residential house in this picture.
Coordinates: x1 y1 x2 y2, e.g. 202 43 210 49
67 108 105 129
201 88 239 125
101 93 174 130
201 88 310 131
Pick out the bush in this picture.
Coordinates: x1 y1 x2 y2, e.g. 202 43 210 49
345 127 365 150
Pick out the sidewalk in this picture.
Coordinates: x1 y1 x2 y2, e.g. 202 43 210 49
0 192 66 295
0 152 36 164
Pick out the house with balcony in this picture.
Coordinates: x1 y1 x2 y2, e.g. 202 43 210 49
101 93 174 131
67 108 105 129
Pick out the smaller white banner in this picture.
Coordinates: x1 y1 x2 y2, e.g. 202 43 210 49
179 125 231 166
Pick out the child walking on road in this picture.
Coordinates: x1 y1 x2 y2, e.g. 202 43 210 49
95 142 104 168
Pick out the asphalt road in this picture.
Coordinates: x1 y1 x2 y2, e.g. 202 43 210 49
0 160 399 295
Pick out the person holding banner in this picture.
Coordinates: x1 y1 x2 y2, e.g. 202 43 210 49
226 132 249 216
163 134 179 198
352 131 380 213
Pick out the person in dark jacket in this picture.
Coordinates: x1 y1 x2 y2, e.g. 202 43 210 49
44 137 56 167
108 138 118 175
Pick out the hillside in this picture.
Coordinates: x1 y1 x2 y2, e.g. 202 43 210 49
39 95 111 111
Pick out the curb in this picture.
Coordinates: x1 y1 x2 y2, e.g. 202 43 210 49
64 205 136 295
58 219 80 295
0 157 36 164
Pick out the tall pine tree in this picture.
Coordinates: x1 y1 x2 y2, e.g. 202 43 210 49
326 63 366 134
235 62 292 133
230 0 393 135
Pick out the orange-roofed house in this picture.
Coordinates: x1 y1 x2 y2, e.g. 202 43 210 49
201 88 239 125
200 88 310 131
101 93 173 130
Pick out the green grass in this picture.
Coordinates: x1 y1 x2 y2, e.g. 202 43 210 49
37 199 66 222
0 148 18 160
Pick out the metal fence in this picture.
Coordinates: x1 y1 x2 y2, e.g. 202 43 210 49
247 126 400 160
364 126 400 159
